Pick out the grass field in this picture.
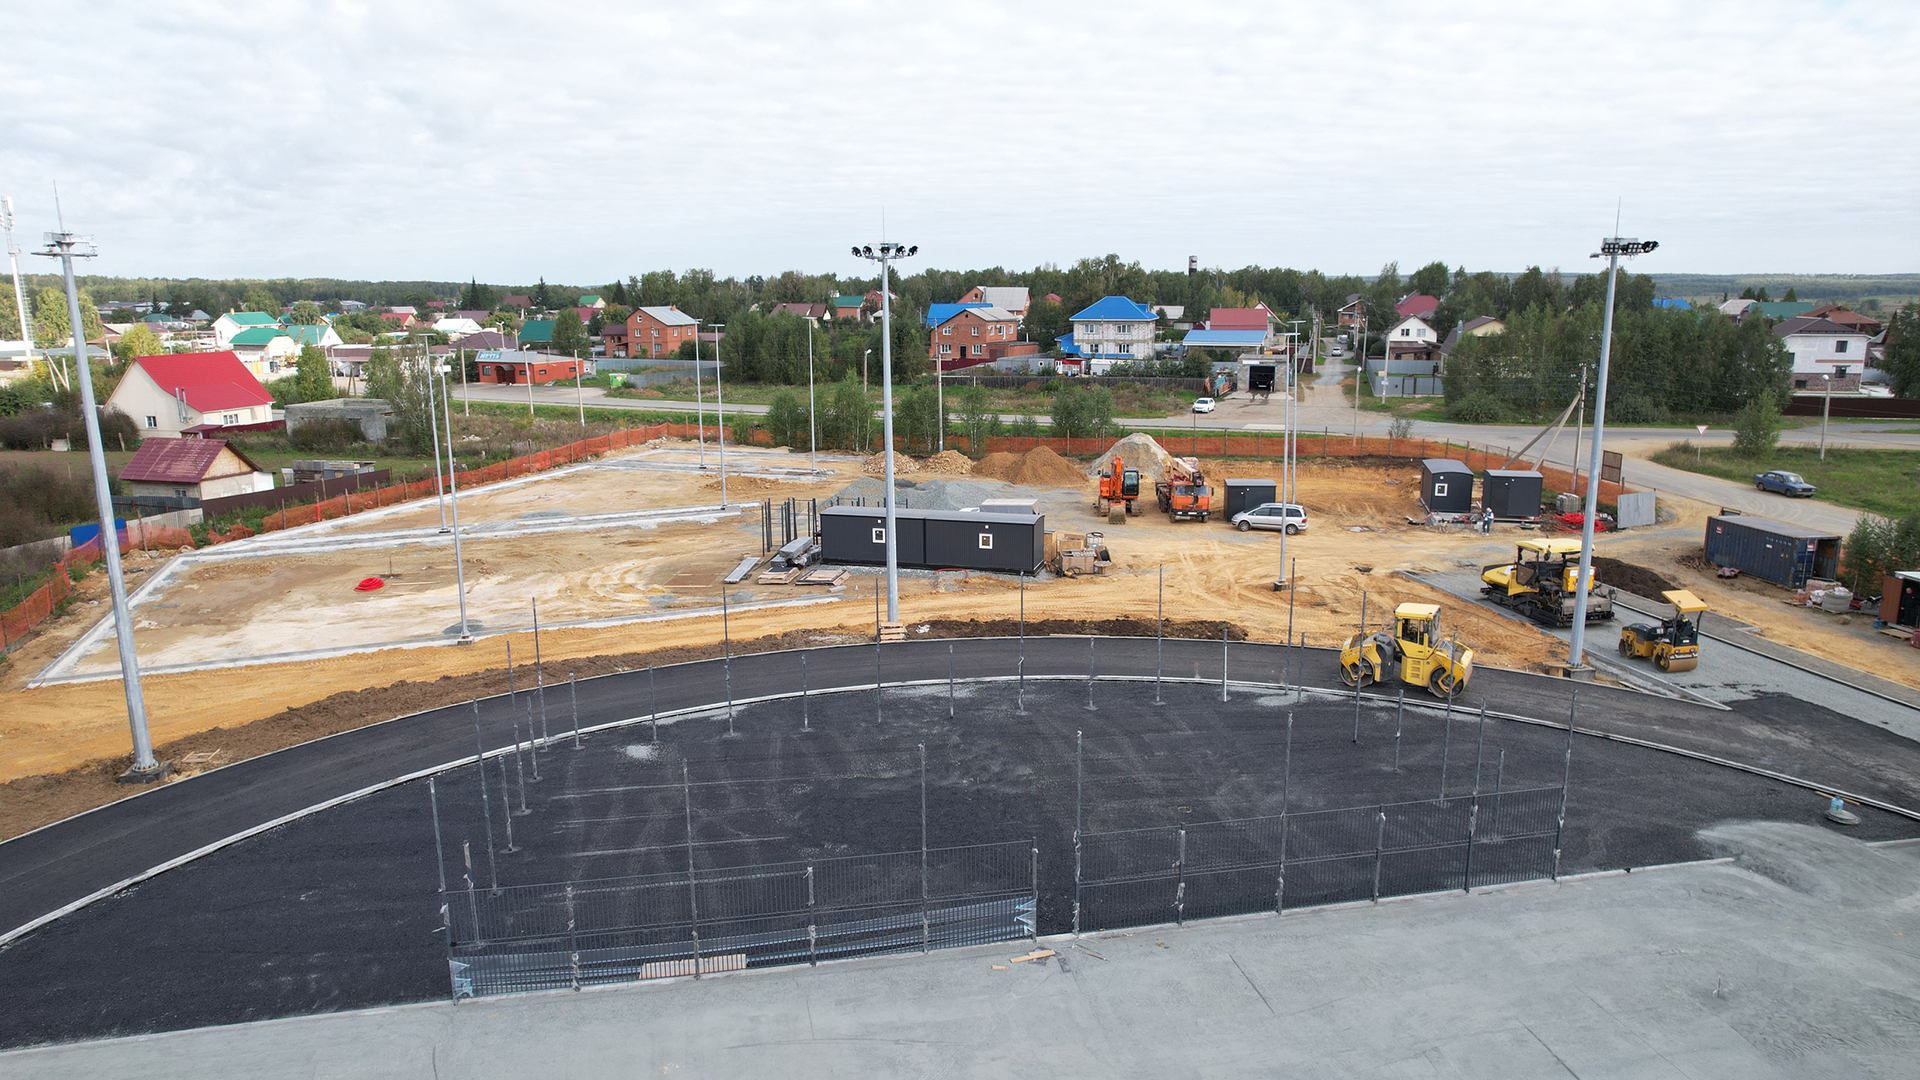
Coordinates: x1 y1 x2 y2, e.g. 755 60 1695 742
1649 444 1920 519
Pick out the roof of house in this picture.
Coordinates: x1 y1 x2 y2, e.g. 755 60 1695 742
221 311 280 326
281 324 333 345
1208 308 1271 332
1773 316 1871 339
1751 301 1815 320
1183 329 1268 348
1804 305 1883 330
502 294 532 307
1390 315 1435 332
1440 316 1504 353
832 295 865 309
388 306 417 315
118 438 264 486
128 352 275 412
1395 294 1440 318
1071 296 1155 322
229 327 289 345
579 295 604 306
571 307 596 323
380 311 415 324
1340 293 1365 308
926 302 991 327
518 319 556 343
969 286 1030 309
1719 298 1756 316
1651 297 1692 310
602 323 629 337
934 306 1018 328
458 331 516 350
635 306 697 327
772 302 829 319
455 310 493 322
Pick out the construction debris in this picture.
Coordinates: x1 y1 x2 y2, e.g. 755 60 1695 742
1010 948 1056 964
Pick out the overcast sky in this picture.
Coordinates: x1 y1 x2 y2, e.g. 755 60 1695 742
6 1 1915 284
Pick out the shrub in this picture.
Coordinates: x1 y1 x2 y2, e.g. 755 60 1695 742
1444 392 1510 424
1842 513 1920 591
288 417 371 453
1731 390 1783 458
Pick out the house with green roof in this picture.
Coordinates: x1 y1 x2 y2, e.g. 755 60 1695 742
518 319 556 345
281 323 344 349
227 326 299 378
832 295 867 322
212 310 283 348
578 294 606 310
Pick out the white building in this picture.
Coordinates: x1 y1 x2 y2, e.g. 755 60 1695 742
433 316 484 339
1064 296 1157 373
212 311 282 348
1775 316 1872 392
1386 315 1438 348
105 351 278 437
228 327 301 377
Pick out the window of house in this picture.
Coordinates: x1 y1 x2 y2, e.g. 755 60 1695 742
940 344 951 354
1835 340 1849 353
175 488 189 499
1794 378 1808 389
223 413 239 425
145 415 157 428
942 326 951 335
971 327 979 336
977 532 994 550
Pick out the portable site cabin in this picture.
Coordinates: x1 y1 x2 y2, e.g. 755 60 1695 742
1703 515 1840 589
1420 459 1474 515
1481 469 1544 520
1882 571 1920 629
820 505 926 566
820 505 1045 574
1223 479 1278 520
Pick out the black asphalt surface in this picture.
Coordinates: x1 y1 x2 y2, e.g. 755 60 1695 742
1 638 1917 1048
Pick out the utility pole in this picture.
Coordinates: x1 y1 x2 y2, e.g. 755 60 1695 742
439 363 473 642
713 323 728 507
2 198 34 371
39 227 166 781
853 242 917 626
1567 235 1659 670
807 318 819 473
1819 373 1833 461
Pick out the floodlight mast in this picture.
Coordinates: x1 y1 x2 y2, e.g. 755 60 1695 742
853 241 916 625
38 230 167 780
1566 236 1658 670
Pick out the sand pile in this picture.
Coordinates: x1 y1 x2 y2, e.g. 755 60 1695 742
861 451 917 476
972 446 1086 488
1088 433 1179 483
920 450 975 475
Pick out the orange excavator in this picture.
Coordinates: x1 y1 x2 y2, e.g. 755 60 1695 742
1095 458 1142 524
1155 456 1212 522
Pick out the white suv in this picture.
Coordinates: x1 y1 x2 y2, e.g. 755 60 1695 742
1232 502 1309 534
1192 397 1216 413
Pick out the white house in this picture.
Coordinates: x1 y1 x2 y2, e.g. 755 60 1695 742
1774 316 1872 392
1387 315 1438 348
105 351 278 437
433 316 485 339
1063 296 1157 373
117 438 275 502
280 323 344 351
212 311 282 348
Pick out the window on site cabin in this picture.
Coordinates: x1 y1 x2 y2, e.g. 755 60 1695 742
978 532 993 549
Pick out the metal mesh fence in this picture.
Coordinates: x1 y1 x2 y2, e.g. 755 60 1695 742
1076 787 1563 933
447 839 1035 998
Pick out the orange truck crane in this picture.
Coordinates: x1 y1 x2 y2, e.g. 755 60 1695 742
1095 458 1142 524
1155 456 1213 522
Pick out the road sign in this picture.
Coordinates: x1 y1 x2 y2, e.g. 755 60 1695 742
1695 424 1708 435
476 351 502 360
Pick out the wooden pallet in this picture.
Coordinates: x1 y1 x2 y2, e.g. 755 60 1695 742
798 567 849 586
756 567 802 585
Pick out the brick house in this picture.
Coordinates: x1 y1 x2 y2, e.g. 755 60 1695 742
957 286 1030 319
476 353 584 385
929 307 1036 371
623 305 699 358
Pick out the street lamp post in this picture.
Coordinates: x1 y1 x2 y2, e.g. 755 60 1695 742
438 362 473 642
807 319 818 474
694 323 709 467
1819 373 1834 461
1567 236 1658 670
713 323 727 507
38 229 166 780
419 336 448 533
853 242 917 626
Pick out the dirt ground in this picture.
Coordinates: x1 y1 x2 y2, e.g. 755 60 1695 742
1 441 1907 838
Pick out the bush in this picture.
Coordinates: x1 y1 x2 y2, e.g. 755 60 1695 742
1388 416 1415 440
288 417 371 453
1608 393 1668 424
1842 513 1920 591
1731 390 1783 459
0 464 102 547
1444 392 1510 424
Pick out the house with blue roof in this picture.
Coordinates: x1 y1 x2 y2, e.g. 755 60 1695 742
1062 296 1157 373
924 302 991 328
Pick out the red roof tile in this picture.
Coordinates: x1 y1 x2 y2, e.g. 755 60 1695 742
1208 308 1270 331
1395 294 1440 318
118 438 264 485
130 352 275 412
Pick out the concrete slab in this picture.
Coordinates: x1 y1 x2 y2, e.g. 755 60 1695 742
4 823 1913 1079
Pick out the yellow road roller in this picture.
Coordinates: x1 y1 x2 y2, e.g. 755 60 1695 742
1340 603 1474 698
1618 589 1707 673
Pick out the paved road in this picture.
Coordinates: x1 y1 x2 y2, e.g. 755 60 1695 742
6 635 1919 949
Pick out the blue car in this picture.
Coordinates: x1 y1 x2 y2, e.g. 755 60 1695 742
1754 470 1817 497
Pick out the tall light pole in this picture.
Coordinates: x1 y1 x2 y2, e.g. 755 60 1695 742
417 335 448 532
1819 372 1833 461
713 322 727 507
39 229 165 780
3 198 33 363
694 321 709 467
438 361 472 641
807 317 818 474
1567 236 1658 670
853 242 917 626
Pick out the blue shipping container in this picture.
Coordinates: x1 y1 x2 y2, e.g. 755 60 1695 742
1703 515 1839 588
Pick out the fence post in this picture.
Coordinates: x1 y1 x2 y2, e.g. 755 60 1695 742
470 701 504 881
1220 626 1229 702
806 863 818 967
684 763 701 978
1439 694 1453 802
1278 712 1292 914
801 652 809 731
1030 846 1040 942
566 884 581 991
1393 690 1405 771
919 743 930 954
649 664 659 743
1155 564 1164 705
1554 689 1577 881
1073 728 1084 937
949 643 956 719
1371 807 1387 903
568 671 581 750
1086 636 1096 711
1175 827 1187 926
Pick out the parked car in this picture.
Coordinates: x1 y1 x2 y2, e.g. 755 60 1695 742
1754 470 1817 497
1329 345 1345 357
1232 502 1309 534
1192 397 1216 413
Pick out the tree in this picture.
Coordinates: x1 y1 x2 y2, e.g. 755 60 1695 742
32 286 105 349
1406 261 1450 299
764 389 809 449
551 310 589 358
532 277 554 310
1782 287 1798 302
819 374 873 450
458 279 498 311
954 384 999 450
364 347 437 453
1842 514 1920 592
112 324 165 362
1882 304 1920 398
294 344 334 403
1731 389 1783 458
286 300 327 325
241 285 280 314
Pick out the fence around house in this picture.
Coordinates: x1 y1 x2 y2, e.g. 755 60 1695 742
0 517 201 653
446 840 1037 998
940 373 1209 392
201 469 392 518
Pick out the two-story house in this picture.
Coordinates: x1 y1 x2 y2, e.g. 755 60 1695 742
623 306 699 358
929 307 1036 371
1383 315 1441 371
105 352 278 437
211 311 281 348
1775 316 1872 392
1062 296 1157 374
957 286 1030 320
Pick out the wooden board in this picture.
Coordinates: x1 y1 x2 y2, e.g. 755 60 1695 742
723 556 760 584
798 567 849 586
757 567 803 585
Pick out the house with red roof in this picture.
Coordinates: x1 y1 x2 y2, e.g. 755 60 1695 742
118 438 274 502
105 351 280 438
1394 294 1440 320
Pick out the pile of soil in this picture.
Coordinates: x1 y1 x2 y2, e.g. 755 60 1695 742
1591 556 1680 599
1088 433 1179 483
971 446 1085 487
861 451 917 476
920 450 975 475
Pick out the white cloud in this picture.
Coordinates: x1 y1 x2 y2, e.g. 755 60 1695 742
3 0 1915 281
